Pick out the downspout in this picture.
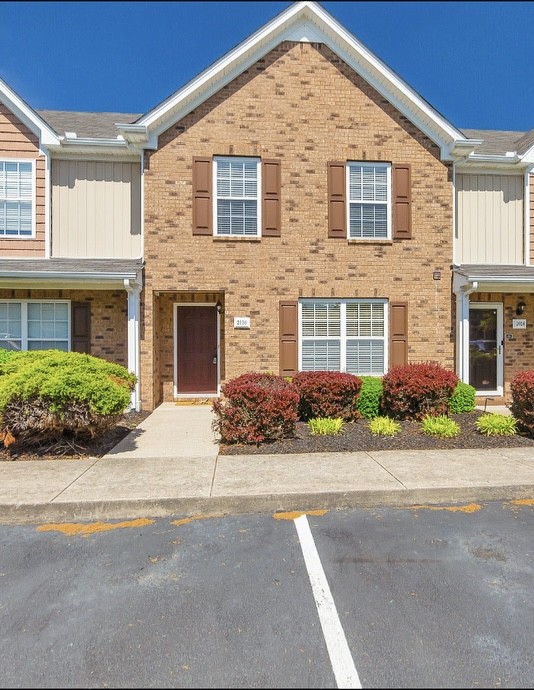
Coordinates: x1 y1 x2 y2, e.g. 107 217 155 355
456 281 478 383
124 278 141 411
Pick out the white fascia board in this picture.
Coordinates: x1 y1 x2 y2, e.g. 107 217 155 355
521 144 534 165
137 1 467 155
48 137 134 157
0 77 60 147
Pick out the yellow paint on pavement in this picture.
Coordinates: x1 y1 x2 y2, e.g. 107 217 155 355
171 513 225 527
272 509 328 521
37 517 154 537
407 503 481 513
510 498 534 506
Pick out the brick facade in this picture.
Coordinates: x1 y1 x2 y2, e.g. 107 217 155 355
140 41 455 410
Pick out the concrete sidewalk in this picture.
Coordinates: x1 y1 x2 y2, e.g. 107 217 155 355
0 403 533 525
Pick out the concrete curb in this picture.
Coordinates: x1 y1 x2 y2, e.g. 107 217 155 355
2 484 534 525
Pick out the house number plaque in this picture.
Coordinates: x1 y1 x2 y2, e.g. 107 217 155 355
234 317 251 329
512 319 527 329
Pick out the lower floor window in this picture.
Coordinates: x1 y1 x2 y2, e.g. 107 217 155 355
0 301 70 351
299 299 387 376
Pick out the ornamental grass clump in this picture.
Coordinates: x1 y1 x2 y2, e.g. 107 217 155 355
368 416 400 437
421 414 460 438
308 417 344 436
0 350 136 450
475 413 517 437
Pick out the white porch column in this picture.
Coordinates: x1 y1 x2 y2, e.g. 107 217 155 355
125 279 141 411
454 280 477 384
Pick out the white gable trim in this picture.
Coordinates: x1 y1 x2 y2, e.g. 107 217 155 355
0 78 60 148
135 1 475 160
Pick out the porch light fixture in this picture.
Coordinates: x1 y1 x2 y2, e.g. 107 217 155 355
216 300 224 314
516 301 526 316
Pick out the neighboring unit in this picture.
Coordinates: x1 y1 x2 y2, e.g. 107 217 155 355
0 1 532 410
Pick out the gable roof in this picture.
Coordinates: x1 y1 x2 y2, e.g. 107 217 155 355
120 0 478 161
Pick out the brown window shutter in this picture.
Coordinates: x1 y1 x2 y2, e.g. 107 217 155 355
192 157 212 235
71 302 91 354
389 302 408 367
279 300 298 377
327 161 346 238
392 164 412 239
262 159 281 237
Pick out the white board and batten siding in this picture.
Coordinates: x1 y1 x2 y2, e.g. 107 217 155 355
456 173 524 265
51 160 141 258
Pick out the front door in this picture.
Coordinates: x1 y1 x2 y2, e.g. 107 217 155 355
176 306 218 394
469 303 503 394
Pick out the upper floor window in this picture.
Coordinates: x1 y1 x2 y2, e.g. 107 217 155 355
348 162 391 239
214 157 260 237
0 301 69 351
0 160 34 238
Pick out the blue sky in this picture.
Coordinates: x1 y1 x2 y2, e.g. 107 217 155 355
1 1 532 132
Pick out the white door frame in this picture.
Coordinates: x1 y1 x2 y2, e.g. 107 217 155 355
173 302 220 398
468 302 503 396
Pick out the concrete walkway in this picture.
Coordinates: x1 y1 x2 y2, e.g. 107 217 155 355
0 403 534 525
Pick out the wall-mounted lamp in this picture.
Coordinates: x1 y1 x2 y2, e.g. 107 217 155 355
516 301 526 316
216 300 224 315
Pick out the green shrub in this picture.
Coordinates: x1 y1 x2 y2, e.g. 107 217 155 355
308 417 344 435
356 376 383 419
421 415 460 438
475 413 517 437
0 350 136 448
448 382 476 414
368 416 400 437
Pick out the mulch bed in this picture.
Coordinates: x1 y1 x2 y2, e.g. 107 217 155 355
0 411 151 462
219 411 534 455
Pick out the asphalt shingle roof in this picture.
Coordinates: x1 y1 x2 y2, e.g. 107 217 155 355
36 110 141 139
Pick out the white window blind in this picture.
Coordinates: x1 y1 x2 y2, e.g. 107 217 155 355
300 300 387 375
348 163 390 239
0 161 34 237
215 158 259 236
0 301 69 351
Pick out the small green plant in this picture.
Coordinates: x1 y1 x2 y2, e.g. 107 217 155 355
368 416 400 437
475 413 517 436
448 381 476 414
308 417 344 435
356 376 383 419
421 415 460 438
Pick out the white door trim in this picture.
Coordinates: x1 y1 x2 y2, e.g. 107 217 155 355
468 302 503 396
173 302 220 398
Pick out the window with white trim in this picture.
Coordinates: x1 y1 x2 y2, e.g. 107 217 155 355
214 157 260 236
0 160 34 237
300 299 387 376
0 301 69 351
348 162 391 239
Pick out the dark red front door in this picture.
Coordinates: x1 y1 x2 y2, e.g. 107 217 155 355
176 306 218 393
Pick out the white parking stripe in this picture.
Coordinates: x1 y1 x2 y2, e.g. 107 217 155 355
294 514 362 689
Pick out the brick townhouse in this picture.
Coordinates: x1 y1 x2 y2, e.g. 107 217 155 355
0 1 533 411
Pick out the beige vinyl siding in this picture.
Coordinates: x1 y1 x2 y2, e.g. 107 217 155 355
0 103 46 257
51 160 141 258
456 173 524 264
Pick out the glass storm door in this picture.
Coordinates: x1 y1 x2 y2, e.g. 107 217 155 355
468 304 503 394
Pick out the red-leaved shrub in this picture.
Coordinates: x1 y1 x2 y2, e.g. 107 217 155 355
510 370 534 435
212 373 299 444
381 362 459 420
292 371 362 421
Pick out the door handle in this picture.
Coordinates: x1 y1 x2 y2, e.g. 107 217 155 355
212 353 217 365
